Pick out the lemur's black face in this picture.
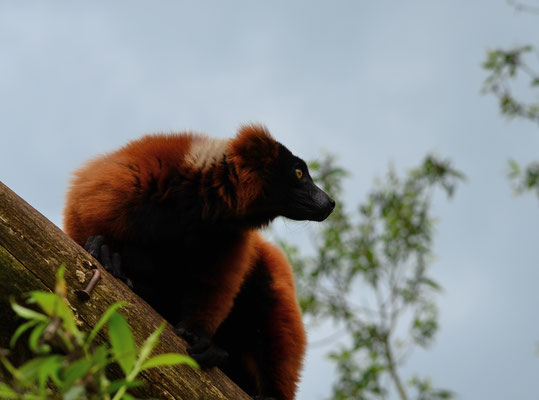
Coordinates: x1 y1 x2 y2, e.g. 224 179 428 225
269 145 335 222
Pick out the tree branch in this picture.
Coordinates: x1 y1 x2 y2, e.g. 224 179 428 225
382 334 408 400
0 180 251 400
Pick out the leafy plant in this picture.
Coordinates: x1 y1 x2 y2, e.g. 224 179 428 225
282 155 463 400
482 45 539 123
508 159 539 198
481 10 539 199
0 265 197 400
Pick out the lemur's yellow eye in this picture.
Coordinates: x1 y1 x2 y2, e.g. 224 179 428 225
295 169 303 179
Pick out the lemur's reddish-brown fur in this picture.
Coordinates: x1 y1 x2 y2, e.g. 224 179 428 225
65 134 194 244
63 124 329 400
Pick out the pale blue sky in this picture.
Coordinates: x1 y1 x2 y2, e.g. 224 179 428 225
1 1 539 399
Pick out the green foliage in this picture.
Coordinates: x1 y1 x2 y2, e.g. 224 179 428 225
482 41 539 199
482 45 539 123
409 377 453 400
508 158 539 199
107 313 137 376
0 264 197 400
282 155 463 400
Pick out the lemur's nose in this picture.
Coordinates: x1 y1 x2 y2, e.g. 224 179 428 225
328 198 336 210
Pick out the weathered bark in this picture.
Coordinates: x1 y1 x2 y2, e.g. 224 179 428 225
0 180 251 400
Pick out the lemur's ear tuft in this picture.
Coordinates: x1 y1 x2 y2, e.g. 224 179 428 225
226 124 280 211
230 123 279 165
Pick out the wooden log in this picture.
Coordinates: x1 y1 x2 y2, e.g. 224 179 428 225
0 180 251 400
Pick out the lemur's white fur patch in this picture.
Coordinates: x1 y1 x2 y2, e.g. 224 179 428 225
186 136 230 169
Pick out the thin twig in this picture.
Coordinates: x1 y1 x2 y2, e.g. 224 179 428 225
383 334 409 400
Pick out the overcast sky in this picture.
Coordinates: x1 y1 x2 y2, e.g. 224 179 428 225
1 1 539 399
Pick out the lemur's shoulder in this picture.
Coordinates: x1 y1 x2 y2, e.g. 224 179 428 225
63 125 280 242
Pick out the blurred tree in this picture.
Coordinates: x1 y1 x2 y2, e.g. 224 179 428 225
482 0 539 199
280 155 463 400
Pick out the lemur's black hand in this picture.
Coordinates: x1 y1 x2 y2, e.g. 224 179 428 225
84 235 134 289
174 323 228 368
188 336 229 368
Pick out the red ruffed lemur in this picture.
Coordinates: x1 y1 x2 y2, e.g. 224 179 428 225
63 124 335 400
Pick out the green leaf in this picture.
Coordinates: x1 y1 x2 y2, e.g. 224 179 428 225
55 264 67 298
27 292 60 315
420 278 441 291
121 394 138 400
134 323 165 370
18 357 49 384
10 319 40 348
87 301 128 346
107 379 143 394
309 161 321 170
108 312 136 375
90 344 110 370
0 384 18 399
28 292 79 337
37 355 63 390
141 353 199 371
11 303 48 322
63 385 86 400
0 355 25 384
508 159 520 179
61 358 92 393
28 323 49 353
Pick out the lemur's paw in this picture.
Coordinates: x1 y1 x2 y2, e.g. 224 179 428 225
174 324 228 368
188 336 228 368
84 235 133 289
174 323 197 343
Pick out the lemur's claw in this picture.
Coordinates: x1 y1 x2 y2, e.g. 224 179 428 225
84 235 133 289
174 323 228 368
187 336 228 368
